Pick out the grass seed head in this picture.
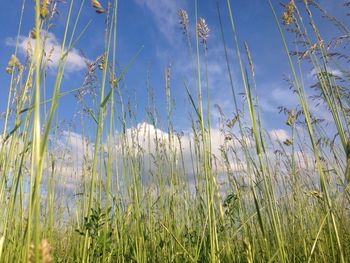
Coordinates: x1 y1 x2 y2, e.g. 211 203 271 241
197 17 210 44
91 0 104 14
282 0 295 25
178 9 189 34
30 28 38 39
28 239 53 263
286 109 296 126
6 54 23 74
283 138 293 146
244 41 255 77
98 55 105 70
40 0 50 19
95 8 105 14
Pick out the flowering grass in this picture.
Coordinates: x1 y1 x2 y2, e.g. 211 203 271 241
0 0 349 262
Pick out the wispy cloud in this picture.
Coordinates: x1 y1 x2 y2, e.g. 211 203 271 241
259 84 299 114
133 0 186 43
307 66 343 80
6 31 87 73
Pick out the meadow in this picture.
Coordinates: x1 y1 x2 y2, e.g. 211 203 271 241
0 0 350 262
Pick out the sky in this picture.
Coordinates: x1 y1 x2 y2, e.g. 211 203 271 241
0 0 348 140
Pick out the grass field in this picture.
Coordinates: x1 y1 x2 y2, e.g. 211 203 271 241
0 0 350 262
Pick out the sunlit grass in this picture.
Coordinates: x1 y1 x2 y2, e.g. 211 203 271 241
0 0 349 262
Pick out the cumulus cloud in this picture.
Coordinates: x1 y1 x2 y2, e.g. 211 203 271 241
120 122 246 172
3 121 333 206
269 128 289 142
6 31 87 73
4 122 322 200
48 122 252 196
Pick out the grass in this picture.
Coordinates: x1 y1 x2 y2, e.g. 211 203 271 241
0 0 349 262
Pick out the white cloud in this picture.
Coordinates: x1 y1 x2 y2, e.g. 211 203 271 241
258 83 299 116
307 67 343 80
3 121 337 204
6 31 87 73
269 128 289 142
133 0 186 43
45 122 248 193
119 122 251 178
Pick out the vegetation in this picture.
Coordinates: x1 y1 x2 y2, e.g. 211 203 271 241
0 0 349 262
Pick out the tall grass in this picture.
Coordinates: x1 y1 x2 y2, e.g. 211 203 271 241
0 0 349 262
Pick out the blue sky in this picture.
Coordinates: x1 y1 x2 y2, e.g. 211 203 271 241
0 0 347 138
